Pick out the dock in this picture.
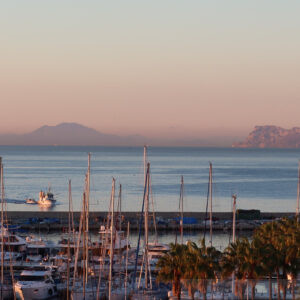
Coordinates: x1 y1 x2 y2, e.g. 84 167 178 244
6 211 295 233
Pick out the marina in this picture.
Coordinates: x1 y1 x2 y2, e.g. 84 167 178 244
0 148 299 299
2 0 300 298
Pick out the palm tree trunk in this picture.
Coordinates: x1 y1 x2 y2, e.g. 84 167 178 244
276 270 281 300
173 282 176 297
251 282 255 300
176 277 181 300
188 284 195 300
291 278 295 300
282 272 286 300
269 274 272 300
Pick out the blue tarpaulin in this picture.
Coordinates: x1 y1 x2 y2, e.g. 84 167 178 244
174 217 198 224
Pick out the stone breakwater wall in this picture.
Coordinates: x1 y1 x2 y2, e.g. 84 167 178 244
6 211 295 233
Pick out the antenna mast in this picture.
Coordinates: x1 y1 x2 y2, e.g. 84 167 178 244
179 176 184 245
297 160 300 222
209 162 213 247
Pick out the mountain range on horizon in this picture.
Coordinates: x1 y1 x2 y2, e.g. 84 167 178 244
1 123 299 147
0 123 234 147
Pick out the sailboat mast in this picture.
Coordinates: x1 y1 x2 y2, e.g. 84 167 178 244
82 192 87 295
0 157 3 289
124 222 130 300
232 194 237 296
297 160 300 222
108 178 115 300
209 162 213 247
144 145 147 183
67 180 72 300
86 153 91 232
118 184 122 231
232 195 237 243
179 176 184 245
144 163 150 289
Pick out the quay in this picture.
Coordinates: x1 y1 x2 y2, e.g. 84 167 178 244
6 211 295 232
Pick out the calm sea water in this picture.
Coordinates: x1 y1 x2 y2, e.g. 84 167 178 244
0 146 299 213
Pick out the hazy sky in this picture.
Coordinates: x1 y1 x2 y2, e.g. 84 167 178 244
1 1 299 139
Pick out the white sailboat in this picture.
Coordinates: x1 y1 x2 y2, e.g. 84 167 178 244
132 161 168 300
71 153 97 300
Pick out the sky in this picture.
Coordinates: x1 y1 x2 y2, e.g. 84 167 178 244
0 1 299 141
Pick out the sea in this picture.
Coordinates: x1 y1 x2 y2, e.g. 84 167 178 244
0 146 299 213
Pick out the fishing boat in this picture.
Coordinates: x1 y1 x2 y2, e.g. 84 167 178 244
14 270 58 300
37 189 56 207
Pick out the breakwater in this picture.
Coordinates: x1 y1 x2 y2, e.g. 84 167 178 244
6 211 295 233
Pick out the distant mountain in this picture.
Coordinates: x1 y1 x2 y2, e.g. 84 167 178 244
0 122 237 146
0 123 149 146
232 126 300 148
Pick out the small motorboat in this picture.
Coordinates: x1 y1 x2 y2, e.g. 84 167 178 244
26 198 37 204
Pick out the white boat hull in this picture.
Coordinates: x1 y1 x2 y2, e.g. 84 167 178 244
15 283 57 300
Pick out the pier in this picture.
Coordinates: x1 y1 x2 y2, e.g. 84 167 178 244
6 211 295 232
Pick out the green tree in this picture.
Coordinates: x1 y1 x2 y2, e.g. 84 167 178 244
156 243 187 300
193 239 221 300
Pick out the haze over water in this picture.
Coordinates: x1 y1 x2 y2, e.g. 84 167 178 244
0 146 299 213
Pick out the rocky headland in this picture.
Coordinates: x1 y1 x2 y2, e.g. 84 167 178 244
232 125 300 148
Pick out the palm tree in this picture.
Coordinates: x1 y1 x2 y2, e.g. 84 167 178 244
182 241 199 300
240 237 264 300
278 218 300 300
193 239 221 300
222 238 247 300
156 243 187 300
223 237 264 300
254 221 277 300
255 217 300 300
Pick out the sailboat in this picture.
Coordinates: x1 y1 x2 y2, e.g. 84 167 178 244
131 162 168 300
203 162 213 247
142 146 169 269
71 192 96 300
96 184 130 258
71 153 97 300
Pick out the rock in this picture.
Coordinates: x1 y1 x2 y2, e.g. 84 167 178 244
232 125 300 148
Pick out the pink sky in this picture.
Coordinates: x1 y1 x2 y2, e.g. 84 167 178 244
0 1 299 140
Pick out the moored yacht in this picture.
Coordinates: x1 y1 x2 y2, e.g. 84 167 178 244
147 242 169 267
0 228 27 261
93 225 130 257
14 270 58 300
